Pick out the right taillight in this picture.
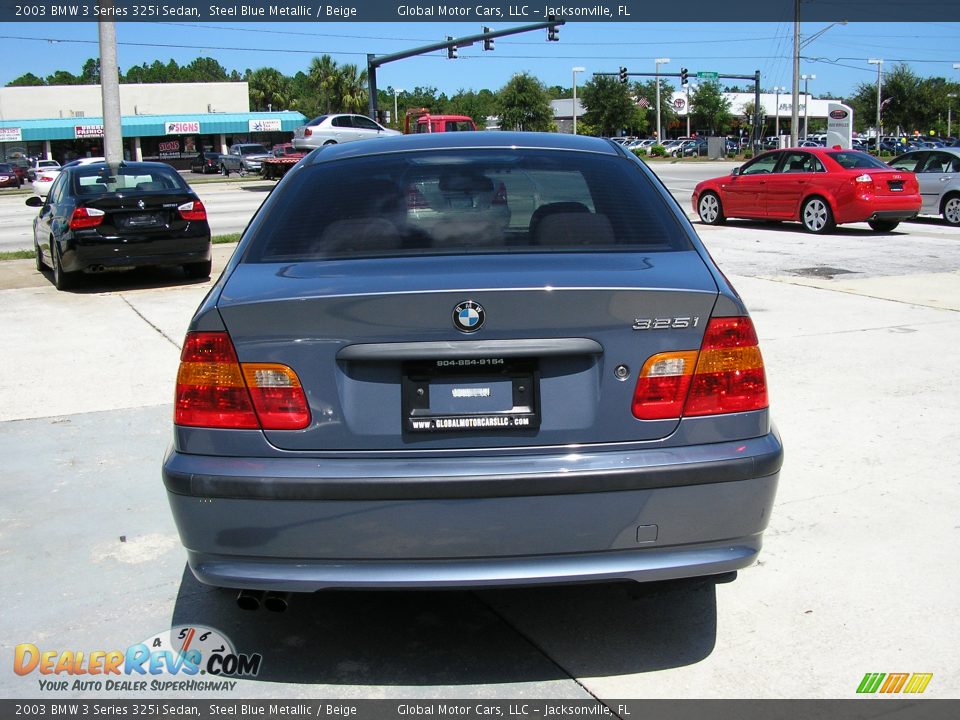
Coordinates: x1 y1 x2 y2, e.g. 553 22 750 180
69 206 105 230
175 332 310 430
632 317 768 420
406 184 429 210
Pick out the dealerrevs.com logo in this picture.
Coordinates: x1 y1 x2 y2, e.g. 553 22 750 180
857 672 933 694
13 625 262 693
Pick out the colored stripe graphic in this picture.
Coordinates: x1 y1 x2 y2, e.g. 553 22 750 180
904 674 933 694
857 673 886 694
880 673 910 693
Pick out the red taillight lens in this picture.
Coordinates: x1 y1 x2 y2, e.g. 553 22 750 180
178 200 207 222
684 317 768 416
632 317 768 420
174 332 311 430
492 182 508 205
304 128 313 137
68 206 105 230
241 364 311 430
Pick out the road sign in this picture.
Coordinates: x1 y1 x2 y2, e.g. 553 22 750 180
696 71 719 79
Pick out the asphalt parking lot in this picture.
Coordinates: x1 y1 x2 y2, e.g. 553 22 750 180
1 170 958 701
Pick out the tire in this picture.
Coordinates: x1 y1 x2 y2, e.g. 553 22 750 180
697 192 726 225
868 219 900 232
943 194 960 226
220 164 229 177
51 242 76 291
183 260 212 280
34 239 44 272
323 140 337 146
800 196 836 234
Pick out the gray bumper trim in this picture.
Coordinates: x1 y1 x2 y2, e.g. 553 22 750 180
163 433 783 501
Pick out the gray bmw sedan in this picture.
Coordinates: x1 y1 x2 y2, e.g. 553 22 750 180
163 132 782 598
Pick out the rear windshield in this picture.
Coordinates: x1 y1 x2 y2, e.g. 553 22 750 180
826 151 890 170
71 166 189 195
245 149 691 262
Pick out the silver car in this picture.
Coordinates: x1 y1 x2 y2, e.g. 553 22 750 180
292 113 401 151
889 149 960 225
163 132 782 605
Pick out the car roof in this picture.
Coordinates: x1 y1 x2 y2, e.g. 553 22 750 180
302 131 621 167
62 160 179 172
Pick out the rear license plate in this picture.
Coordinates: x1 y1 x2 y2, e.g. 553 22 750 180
402 358 540 433
118 213 164 229
888 181 904 192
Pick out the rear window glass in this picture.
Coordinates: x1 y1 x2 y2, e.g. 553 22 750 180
245 149 691 263
71 166 188 195
826 151 890 170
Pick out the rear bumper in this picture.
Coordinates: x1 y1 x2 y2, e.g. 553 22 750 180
163 431 783 591
62 234 211 272
837 194 921 224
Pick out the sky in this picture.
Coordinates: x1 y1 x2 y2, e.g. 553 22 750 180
1 21 958 100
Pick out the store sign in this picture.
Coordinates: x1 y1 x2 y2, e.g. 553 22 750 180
0 127 23 142
249 119 282 132
826 102 854 149
75 125 104 139
165 121 200 134
159 139 181 158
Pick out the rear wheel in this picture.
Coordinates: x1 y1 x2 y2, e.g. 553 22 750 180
697 192 726 225
220 164 229 177
868 219 899 232
51 242 77 291
943 194 960 226
183 260 212 280
34 239 44 272
801 197 836 234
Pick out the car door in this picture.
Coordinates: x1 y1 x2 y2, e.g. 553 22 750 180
330 115 356 143
33 173 68 263
352 115 385 140
917 152 958 215
722 152 781 218
764 151 822 219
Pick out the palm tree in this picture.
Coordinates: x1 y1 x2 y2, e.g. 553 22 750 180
308 55 339 113
247 67 290 111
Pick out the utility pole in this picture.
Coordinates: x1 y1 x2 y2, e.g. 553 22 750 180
791 0 800 146
98 0 123 164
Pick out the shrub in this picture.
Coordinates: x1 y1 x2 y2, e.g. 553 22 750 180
743 150 753 160
650 144 667 157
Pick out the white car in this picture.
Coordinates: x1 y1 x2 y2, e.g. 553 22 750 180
32 157 104 196
292 114 401 151
28 159 60 182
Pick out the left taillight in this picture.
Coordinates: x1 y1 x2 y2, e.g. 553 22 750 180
175 331 310 430
632 316 768 420
68 206 105 230
178 200 207 222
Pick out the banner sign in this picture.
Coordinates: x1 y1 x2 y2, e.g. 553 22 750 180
249 119 282 132
166 121 201 134
0 127 23 142
74 125 104 139
826 103 854 149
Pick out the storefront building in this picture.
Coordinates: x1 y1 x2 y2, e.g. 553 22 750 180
0 82 305 168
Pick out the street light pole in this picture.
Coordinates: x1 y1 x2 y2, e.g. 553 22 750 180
572 66 585 135
655 57 670 144
801 74 815 141
392 88 404 129
774 86 786 141
791 0 800 146
869 59 883 150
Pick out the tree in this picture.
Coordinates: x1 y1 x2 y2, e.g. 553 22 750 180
496 73 554 132
247 67 291 111
308 55 339 113
79 58 100 84
7 72 45 86
633 79 677 137
847 63 958 136
690 81 732 136
182 57 231 83
446 89 497 128
579 75 646 137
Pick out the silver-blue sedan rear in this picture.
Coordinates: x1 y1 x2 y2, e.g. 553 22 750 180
163 132 782 595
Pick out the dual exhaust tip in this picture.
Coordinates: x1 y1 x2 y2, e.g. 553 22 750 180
236 589 289 612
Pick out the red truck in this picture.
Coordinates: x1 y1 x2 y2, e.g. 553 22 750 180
259 143 307 180
404 108 478 134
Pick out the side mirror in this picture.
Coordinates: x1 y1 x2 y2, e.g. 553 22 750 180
25 195 44 207
731 167 741 177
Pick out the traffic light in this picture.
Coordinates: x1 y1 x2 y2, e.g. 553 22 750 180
483 27 494 51
447 37 457 60
681 67 689 86
547 17 559 41
619 67 628 84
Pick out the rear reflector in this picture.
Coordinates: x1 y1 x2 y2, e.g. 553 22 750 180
632 317 768 420
178 200 207 221
175 332 310 430
69 206 105 230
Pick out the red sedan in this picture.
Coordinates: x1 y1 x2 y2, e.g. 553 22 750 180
692 147 921 233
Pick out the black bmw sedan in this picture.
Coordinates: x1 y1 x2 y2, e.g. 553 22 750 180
26 161 212 290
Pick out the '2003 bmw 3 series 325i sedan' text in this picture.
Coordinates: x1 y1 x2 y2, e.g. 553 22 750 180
163 132 783 598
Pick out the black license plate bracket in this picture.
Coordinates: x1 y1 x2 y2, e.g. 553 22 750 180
402 358 540 433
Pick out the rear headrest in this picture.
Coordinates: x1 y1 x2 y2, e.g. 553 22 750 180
532 212 614 247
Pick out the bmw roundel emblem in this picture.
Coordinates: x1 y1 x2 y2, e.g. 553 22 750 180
453 301 485 333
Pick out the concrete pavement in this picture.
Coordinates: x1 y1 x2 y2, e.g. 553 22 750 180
1 223 958 700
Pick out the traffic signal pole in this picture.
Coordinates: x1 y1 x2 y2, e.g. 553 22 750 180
367 20 564 119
